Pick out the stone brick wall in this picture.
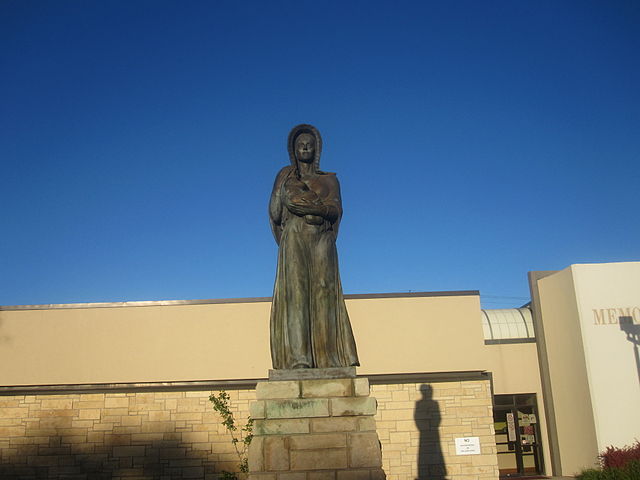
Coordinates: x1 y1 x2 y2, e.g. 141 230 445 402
372 380 498 480
0 390 254 479
0 379 497 479
248 377 385 480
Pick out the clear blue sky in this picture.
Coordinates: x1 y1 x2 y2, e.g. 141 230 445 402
1 1 638 308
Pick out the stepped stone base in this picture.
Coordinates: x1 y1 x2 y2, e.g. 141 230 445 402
248 373 386 480
269 367 356 381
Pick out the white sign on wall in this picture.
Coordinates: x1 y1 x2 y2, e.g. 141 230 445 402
454 436 481 455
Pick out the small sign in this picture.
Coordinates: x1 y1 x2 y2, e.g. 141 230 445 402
506 412 516 442
455 437 481 455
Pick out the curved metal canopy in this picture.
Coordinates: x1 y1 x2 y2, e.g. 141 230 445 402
481 308 535 342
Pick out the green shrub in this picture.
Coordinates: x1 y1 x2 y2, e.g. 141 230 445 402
209 391 253 480
625 460 640 479
578 469 605 480
577 459 640 480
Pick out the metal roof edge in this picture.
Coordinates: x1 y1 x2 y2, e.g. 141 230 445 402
0 290 480 311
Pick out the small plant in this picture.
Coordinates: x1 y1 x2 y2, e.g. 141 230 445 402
209 390 254 480
576 469 607 480
577 441 640 480
600 441 640 469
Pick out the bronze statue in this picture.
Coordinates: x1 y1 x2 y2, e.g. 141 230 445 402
269 124 359 369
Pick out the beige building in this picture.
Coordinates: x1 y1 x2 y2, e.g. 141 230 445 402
0 261 638 478
529 261 640 476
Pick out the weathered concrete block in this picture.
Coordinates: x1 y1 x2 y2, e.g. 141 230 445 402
249 377 389 479
264 436 289 471
357 417 376 432
311 417 358 433
266 399 329 419
331 397 376 417
269 367 356 381
183 466 205 478
457 406 491 417
248 436 264 472
254 419 310 436
289 433 346 450
336 470 370 480
256 381 300 400
79 409 101 420
250 400 266 419
309 471 337 480
249 474 276 480
105 397 129 408
41 399 73 409
353 378 370 397
278 473 306 480
301 379 352 398
290 448 348 470
112 446 145 457
471 454 497 466
370 468 385 480
348 433 382 468
388 431 410 444
0 426 25 437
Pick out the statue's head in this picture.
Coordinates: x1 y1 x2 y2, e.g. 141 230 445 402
294 133 316 163
288 124 322 170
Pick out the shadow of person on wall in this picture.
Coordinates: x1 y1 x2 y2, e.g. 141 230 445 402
620 315 640 385
415 384 446 480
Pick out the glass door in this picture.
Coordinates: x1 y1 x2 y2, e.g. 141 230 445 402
493 394 543 477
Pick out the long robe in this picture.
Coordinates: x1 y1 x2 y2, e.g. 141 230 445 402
269 162 359 370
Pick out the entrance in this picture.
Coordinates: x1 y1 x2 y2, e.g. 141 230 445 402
494 394 543 477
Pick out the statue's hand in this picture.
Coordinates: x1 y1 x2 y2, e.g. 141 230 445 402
288 199 325 217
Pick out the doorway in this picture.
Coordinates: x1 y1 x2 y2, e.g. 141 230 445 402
494 394 543 477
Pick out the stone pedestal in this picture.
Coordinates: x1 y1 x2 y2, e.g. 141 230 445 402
248 368 385 480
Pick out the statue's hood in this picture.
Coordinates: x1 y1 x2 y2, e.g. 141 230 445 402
287 124 322 172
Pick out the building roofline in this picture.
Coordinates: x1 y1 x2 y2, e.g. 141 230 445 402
0 290 480 311
0 370 489 395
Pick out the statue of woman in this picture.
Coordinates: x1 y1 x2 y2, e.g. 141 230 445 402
269 124 359 369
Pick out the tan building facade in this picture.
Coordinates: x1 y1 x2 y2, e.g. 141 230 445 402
1 260 637 478
529 261 640 477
